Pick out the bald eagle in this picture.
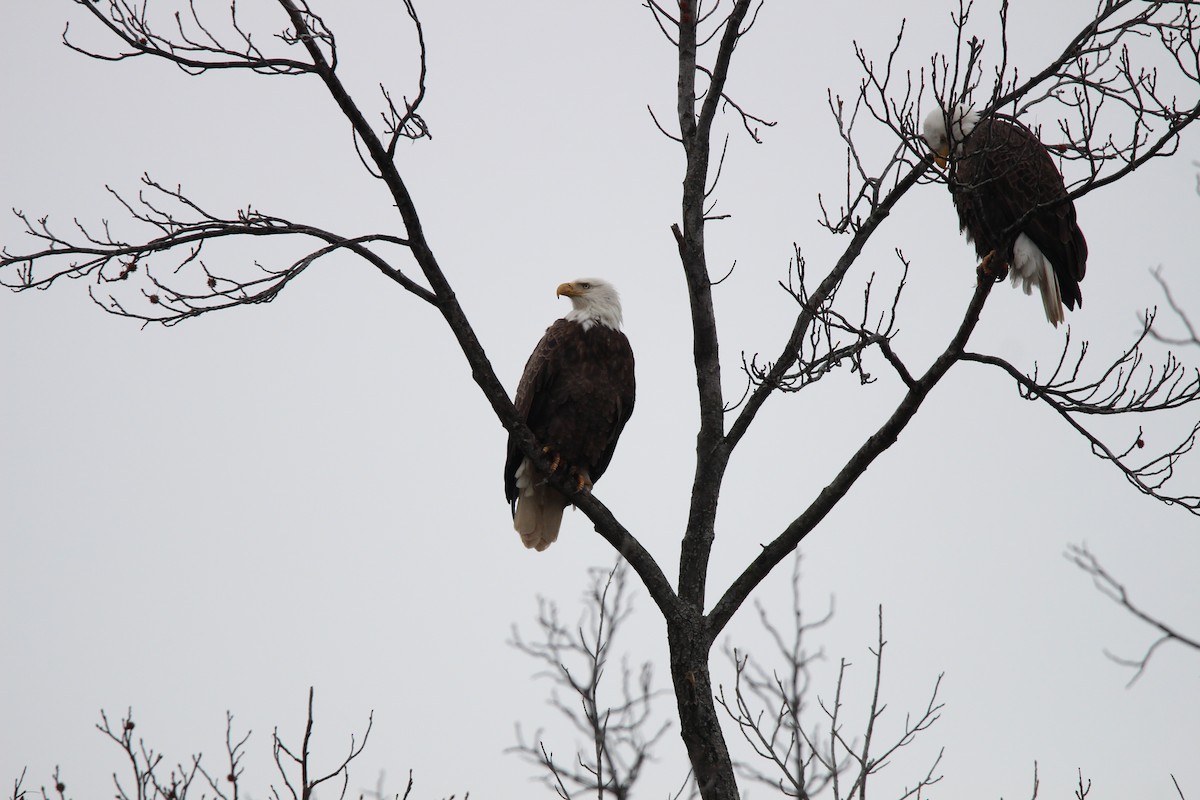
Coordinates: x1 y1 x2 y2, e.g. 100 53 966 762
504 279 636 551
921 105 1088 326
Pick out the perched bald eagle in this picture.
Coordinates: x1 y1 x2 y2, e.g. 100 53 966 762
504 278 636 551
921 105 1088 326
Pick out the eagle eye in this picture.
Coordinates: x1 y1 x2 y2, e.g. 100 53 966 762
580 282 591 289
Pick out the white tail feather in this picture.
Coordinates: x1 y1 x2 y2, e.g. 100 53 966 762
512 458 568 552
1011 234 1065 327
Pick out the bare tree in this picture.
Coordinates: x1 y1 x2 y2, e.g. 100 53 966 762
711 557 943 800
721 610 944 800
509 563 670 799
719 556 839 798
5 2 1200 799
5 560 934 800
7 692 464 800
508 556 954 800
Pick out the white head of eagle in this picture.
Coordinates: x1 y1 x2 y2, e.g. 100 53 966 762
920 103 1088 327
921 105 981 166
558 278 624 331
503 278 636 552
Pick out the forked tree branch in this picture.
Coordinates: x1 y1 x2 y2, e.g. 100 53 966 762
960 337 1200 514
1145 267 1200 348
271 688 373 800
1067 543 1200 686
63 0 321 74
727 159 932 453
1 177 435 324
710 271 996 637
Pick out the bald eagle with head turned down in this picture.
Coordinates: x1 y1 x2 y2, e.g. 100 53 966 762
504 278 636 552
921 104 1088 326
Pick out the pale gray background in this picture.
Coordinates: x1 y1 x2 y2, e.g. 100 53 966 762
2 2 1197 798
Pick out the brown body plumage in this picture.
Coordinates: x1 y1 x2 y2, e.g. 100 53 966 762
923 108 1088 325
504 280 635 551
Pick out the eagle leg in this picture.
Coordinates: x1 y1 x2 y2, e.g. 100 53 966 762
976 249 1009 283
568 467 593 496
541 445 564 475
538 446 591 494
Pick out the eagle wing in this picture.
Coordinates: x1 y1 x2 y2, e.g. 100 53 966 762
504 320 569 506
956 116 1087 310
583 327 635 484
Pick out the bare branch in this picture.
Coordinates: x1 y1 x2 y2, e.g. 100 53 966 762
712 268 997 638
2 176 435 326
718 553 839 798
1067 543 1200 685
1145 267 1200 347
382 0 432 157
62 1 320 75
694 64 777 144
961 327 1200 514
720 604 943 800
509 562 670 800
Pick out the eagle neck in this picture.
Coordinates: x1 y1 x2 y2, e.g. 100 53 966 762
565 305 623 332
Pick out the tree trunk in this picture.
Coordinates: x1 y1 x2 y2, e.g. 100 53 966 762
669 614 738 799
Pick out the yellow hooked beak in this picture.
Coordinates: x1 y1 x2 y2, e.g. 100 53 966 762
932 145 949 169
556 282 582 298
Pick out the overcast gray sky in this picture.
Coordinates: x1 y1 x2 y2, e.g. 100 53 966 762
2 2 1198 798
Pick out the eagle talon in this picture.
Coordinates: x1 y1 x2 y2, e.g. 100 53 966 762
976 250 1008 283
569 467 593 496
541 445 564 475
